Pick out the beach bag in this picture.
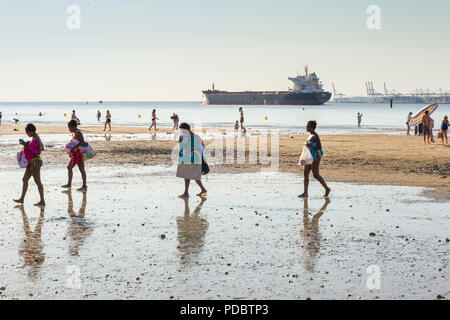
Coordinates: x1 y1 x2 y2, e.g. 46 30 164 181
299 146 314 166
201 153 210 175
81 142 96 161
65 140 79 155
17 150 29 168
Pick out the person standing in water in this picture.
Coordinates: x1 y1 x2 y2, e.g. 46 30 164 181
0 111 2 125
103 110 111 131
440 115 448 144
239 107 244 131
97 110 101 121
171 113 179 131
406 112 413 136
176 122 207 198
14 123 45 207
357 112 363 127
298 120 331 198
149 109 159 131
62 120 88 192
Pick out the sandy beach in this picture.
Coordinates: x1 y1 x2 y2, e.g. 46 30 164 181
1 124 448 199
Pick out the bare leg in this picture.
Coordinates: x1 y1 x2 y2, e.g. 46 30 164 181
77 160 87 190
312 158 331 197
194 180 207 195
62 160 74 188
298 165 311 198
179 179 190 198
31 160 45 206
14 167 32 203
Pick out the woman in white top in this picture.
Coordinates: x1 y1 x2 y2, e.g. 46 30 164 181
176 122 207 198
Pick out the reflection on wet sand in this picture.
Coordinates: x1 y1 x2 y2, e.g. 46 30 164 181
64 190 93 256
17 206 45 279
151 132 157 141
104 134 111 141
299 198 331 272
177 197 208 266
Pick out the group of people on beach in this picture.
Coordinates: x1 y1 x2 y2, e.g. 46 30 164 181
13 120 89 207
13 112 332 206
406 111 448 144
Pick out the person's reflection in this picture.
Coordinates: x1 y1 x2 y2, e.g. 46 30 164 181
177 197 208 266
63 190 93 256
104 133 111 141
17 205 45 279
151 132 157 141
173 131 179 142
299 198 331 272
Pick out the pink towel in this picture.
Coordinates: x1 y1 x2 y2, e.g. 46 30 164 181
24 140 40 161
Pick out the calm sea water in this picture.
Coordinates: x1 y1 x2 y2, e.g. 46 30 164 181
0 101 449 135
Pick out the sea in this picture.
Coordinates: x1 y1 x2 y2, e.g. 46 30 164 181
0 101 449 135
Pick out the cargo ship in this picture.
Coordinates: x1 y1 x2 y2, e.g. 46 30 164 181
202 66 331 105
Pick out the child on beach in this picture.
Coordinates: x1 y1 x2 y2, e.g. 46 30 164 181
14 123 45 207
62 120 88 192
441 115 448 144
357 112 363 127
298 120 331 198
234 121 239 132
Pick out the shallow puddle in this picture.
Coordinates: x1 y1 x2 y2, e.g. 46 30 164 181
0 165 448 299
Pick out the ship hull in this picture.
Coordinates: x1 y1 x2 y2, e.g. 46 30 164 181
202 91 331 105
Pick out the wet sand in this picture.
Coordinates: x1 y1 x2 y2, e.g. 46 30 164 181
0 166 448 299
1 124 449 199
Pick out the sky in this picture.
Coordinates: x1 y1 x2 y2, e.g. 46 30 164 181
0 0 449 101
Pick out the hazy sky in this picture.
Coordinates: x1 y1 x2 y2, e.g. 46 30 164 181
0 0 449 101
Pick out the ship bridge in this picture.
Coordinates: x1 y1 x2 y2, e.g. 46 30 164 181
288 66 324 93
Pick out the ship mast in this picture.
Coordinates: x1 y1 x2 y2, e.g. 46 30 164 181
304 65 309 78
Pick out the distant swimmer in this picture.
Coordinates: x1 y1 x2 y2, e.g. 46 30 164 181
103 110 111 131
357 112 363 127
149 109 159 131
239 107 244 131
71 110 81 125
13 118 19 124
406 112 413 136
97 110 101 121
171 113 179 131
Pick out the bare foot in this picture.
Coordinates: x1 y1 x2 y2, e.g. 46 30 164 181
178 193 189 199
77 186 88 192
13 198 24 204
34 201 46 208
298 193 308 198
197 189 207 196
61 184 71 189
324 187 331 198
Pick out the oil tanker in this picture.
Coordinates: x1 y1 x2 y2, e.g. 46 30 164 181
202 66 331 105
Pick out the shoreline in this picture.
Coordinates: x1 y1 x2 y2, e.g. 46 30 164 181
1 124 449 200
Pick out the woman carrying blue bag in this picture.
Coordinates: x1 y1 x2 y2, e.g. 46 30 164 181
176 122 208 198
